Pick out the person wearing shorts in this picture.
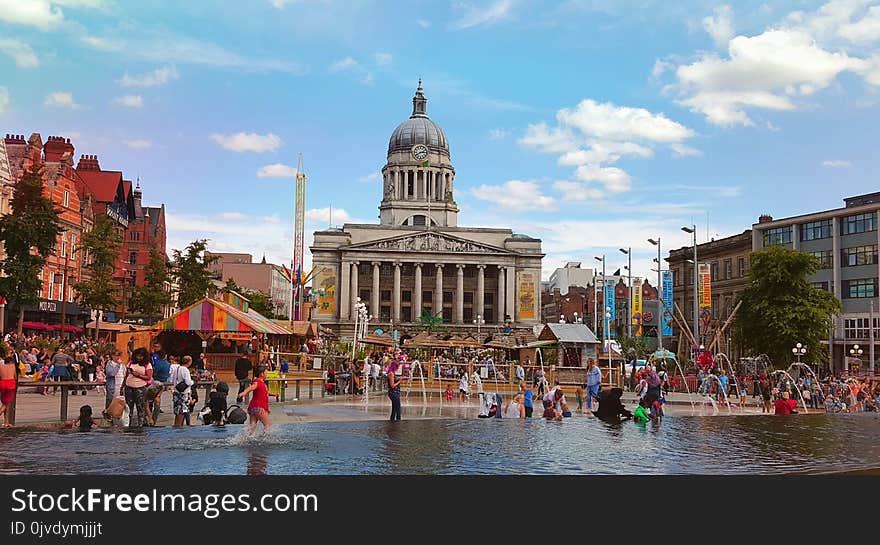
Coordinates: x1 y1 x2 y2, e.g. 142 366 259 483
0 357 17 427
238 365 271 433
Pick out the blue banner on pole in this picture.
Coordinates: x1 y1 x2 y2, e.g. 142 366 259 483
662 270 674 337
604 282 616 338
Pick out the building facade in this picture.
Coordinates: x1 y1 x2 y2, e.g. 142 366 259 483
751 192 880 372
666 230 751 359
310 84 543 335
547 262 594 295
206 252 293 319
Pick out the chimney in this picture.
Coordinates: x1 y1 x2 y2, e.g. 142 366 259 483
44 136 75 163
77 154 101 171
758 213 773 224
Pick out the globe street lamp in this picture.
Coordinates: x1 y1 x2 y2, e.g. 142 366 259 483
792 342 807 364
619 247 632 337
573 311 581 324
648 237 663 351
559 314 566 324
850 344 863 372
473 314 485 338
682 225 698 356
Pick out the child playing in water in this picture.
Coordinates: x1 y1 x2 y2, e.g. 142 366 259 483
445 384 454 401
237 366 271 434
73 405 98 431
575 385 585 413
633 398 650 423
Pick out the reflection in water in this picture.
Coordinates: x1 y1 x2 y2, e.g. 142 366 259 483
1 414 880 475
247 452 268 476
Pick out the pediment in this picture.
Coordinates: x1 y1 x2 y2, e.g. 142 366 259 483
347 231 513 255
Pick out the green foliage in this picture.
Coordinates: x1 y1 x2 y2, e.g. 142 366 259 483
222 278 275 317
172 240 218 308
128 247 172 317
0 164 62 332
733 246 841 367
74 214 122 312
222 277 241 295
411 308 447 332
617 335 651 361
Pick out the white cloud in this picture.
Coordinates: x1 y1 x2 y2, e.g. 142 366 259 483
470 180 556 211
450 0 515 30
211 132 282 153
221 212 249 221
0 87 8 114
115 95 143 108
44 91 77 108
670 143 701 157
305 207 352 224
374 52 392 65
269 0 288 8
81 34 121 51
357 172 380 183
674 184 742 198
0 39 39 68
118 65 178 87
664 1 880 127
702 5 735 48
488 128 510 140
519 99 696 195
329 57 358 72
124 139 151 149
417 19 431 28
553 180 605 201
257 163 298 178
0 0 64 30
822 159 852 168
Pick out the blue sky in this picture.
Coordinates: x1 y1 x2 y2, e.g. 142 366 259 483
2 0 879 282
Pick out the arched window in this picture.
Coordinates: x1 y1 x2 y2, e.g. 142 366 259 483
412 215 427 226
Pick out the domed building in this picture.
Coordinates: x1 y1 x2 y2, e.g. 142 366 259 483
310 83 543 334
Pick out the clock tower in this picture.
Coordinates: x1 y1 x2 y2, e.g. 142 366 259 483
379 81 459 227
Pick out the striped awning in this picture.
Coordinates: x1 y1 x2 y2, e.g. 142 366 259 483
154 297 292 335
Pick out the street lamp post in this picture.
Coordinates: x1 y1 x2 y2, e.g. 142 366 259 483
473 314 485 338
849 344 863 373
605 306 613 381
619 247 632 337
682 225 698 353
792 342 807 364
648 237 662 351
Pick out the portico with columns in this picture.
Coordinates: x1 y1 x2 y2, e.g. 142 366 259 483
310 82 543 335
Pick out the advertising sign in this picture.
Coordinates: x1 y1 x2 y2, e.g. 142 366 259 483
698 263 712 308
516 271 536 320
314 268 336 315
604 282 616 338
661 270 673 337
632 278 643 336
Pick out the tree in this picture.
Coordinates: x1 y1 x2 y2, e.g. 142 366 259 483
733 246 841 367
172 240 218 308
74 214 123 328
128 247 172 318
412 308 447 333
222 277 241 295
0 164 62 333
617 335 651 361
243 289 275 317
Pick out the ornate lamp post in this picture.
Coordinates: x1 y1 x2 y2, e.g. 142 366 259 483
792 343 807 364
849 344 863 373
472 314 485 338
648 237 662 351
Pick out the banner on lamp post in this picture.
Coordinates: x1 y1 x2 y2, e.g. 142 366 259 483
604 281 616 338
698 263 712 308
632 278 642 336
661 270 673 337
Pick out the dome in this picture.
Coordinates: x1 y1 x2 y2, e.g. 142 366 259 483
387 81 449 157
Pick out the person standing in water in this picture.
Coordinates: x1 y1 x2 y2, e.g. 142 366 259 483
237 365 271 433
387 359 402 421
0 356 17 427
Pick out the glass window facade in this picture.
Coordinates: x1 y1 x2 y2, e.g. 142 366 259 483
800 219 832 241
763 226 792 246
808 250 833 269
844 278 877 299
841 244 878 267
842 212 877 235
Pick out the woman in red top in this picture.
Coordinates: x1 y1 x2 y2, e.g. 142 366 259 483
774 391 799 415
238 366 271 433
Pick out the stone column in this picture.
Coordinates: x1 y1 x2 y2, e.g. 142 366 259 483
506 266 516 325
371 262 380 319
340 260 351 320
435 264 444 319
476 265 485 321
455 264 464 323
350 261 359 319
497 266 505 322
392 262 401 323
792 222 799 251
413 263 422 321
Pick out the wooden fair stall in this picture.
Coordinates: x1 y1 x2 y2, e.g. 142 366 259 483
152 292 294 383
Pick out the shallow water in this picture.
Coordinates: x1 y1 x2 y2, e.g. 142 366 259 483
1 413 878 475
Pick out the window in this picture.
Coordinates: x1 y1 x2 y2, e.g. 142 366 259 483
401 307 412 322
808 250 833 269
63 190 70 208
738 257 746 277
800 219 832 241
402 290 411 302
412 215 426 226
381 264 392 277
686 266 693 285
443 290 453 304
381 290 391 302
811 281 829 291
423 266 434 277
842 212 877 235
711 262 719 281
724 259 732 280
763 226 792 246
844 278 877 298
60 232 67 257
674 268 681 286
129 251 138 264
841 245 878 267
484 293 494 305
422 291 433 308
463 292 474 304
48 280 54 300
844 317 879 340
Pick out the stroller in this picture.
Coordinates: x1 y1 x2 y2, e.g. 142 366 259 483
200 381 229 425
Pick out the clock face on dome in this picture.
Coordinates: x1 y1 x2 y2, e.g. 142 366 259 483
411 144 428 161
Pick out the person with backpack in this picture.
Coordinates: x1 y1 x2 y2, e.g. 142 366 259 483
171 355 194 427
234 357 252 398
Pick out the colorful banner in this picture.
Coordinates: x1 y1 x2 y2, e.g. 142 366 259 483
314 267 336 315
631 278 643 336
661 270 673 337
604 281 616 338
516 271 536 320
698 263 712 308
